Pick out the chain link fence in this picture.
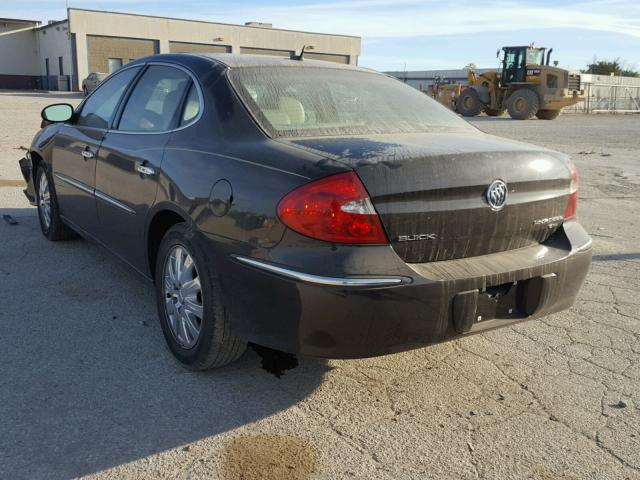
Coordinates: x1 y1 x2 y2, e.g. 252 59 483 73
564 73 640 113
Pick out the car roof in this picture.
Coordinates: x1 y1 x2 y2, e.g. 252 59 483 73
134 53 380 75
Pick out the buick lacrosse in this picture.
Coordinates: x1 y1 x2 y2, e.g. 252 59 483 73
19 54 592 369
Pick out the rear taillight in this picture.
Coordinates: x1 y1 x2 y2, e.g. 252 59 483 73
564 159 579 219
277 172 389 244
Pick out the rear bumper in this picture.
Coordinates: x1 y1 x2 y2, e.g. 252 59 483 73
220 221 592 358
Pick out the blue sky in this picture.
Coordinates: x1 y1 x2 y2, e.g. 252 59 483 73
4 0 640 72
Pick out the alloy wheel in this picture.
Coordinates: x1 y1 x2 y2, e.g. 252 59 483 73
38 170 52 231
162 245 204 349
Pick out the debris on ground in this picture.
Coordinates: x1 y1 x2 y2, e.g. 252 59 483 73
2 215 18 225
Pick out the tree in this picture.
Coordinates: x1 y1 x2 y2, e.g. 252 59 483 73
583 57 639 77
464 63 477 71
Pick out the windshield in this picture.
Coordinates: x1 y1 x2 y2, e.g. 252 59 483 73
228 66 474 138
526 49 545 65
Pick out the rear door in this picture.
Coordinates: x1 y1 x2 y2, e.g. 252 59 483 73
94 64 196 272
53 66 140 234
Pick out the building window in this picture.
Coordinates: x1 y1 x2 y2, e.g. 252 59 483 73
45 58 50 77
58 56 64 75
108 58 123 73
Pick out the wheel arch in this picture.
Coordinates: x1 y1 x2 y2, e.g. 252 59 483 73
146 203 192 280
29 150 44 181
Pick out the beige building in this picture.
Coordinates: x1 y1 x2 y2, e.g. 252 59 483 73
0 8 361 91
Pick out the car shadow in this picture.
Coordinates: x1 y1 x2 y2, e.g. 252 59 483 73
592 252 640 262
0 208 327 479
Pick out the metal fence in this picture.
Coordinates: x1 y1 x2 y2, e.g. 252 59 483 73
564 81 640 113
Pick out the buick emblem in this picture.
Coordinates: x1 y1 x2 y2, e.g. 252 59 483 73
486 179 508 211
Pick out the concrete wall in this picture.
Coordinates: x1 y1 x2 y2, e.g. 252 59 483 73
0 27 39 88
37 21 73 90
0 19 40 33
68 8 361 90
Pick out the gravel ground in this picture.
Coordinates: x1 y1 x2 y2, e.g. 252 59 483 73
0 90 638 480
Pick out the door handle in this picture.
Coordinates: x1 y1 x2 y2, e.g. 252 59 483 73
81 148 95 159
135 163 155 176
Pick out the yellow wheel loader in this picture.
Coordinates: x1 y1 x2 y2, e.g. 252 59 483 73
433 46 585 120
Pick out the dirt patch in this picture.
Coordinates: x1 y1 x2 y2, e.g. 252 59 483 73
223 434 317 480
0 179 25 187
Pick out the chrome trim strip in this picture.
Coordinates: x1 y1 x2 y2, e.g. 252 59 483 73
233 255 404 287
54 172 136 215
54 173 94 196
94 190 136 215
576 238 593 253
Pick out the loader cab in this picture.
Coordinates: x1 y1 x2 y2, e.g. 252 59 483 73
501 46 546 85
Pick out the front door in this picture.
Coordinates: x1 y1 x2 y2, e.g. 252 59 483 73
52 66 141 234
94 64 193 272
502 48 526 84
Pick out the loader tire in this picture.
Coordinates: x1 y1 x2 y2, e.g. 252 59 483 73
457 88 483 117
535 109 561 120
507 89 539 120
484 107 506 117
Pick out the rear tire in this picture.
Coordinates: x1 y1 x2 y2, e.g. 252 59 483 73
457 88 483 117
484 107 506 117
35 165 77 241
155 223 247 370
535 109 561 120
507 89 539 120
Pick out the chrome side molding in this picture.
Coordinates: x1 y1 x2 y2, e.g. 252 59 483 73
233 255 404 287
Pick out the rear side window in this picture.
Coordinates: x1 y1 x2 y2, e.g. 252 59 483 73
180 84 200 126
76 67 140 129
118 65 191 132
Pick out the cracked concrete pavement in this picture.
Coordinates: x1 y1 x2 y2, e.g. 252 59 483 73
0 91 638 479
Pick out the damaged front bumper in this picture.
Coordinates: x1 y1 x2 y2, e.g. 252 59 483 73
18 154 36 205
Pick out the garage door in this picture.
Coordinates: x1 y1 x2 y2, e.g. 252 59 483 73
240 47 293 58
303 52 350 64
169 42 231 54
87 35 157 73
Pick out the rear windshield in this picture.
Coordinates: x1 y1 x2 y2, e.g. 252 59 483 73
228 66 474 138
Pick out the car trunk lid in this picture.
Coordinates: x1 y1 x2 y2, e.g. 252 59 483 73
284 132 571 263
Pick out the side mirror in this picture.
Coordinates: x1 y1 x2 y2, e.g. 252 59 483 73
496 49 500 58
41 103 74 127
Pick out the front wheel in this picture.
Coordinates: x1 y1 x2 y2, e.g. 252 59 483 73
155 223 247 369
506 89 540 120
36 165 77 241
457 88 483 117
